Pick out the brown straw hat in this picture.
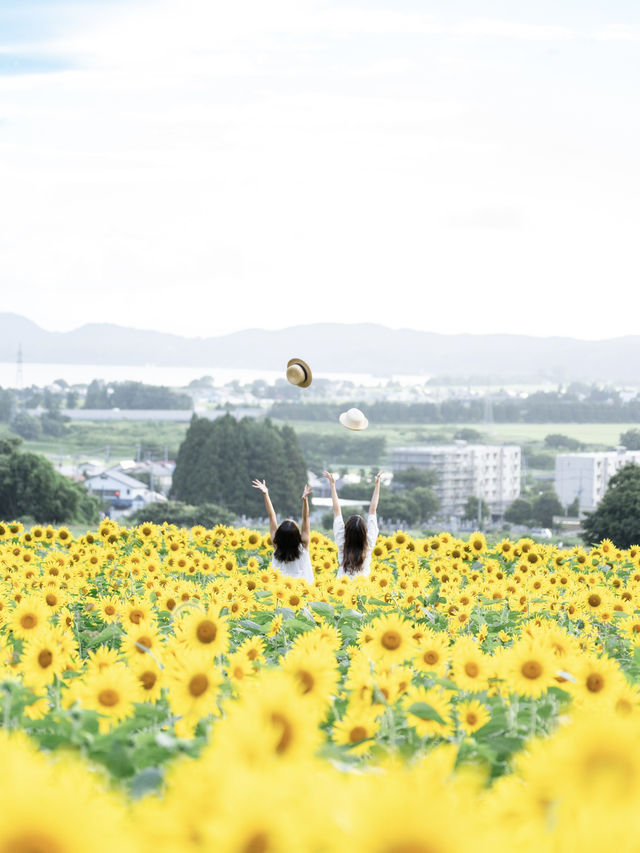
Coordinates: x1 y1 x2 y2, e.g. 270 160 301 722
286 357 312 388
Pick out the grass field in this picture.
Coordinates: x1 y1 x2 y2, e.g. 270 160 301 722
0 421 189 465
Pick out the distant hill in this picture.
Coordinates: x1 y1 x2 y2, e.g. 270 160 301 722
1 312 639 382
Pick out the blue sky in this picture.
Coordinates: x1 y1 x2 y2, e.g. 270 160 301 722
0 1 638 339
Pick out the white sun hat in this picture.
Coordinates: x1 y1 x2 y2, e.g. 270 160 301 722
339 407 369 430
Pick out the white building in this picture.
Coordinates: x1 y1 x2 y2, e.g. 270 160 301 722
555 449 640 513
83 468 166 519
391 443 521 517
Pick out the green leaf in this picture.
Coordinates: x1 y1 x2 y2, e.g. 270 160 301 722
237 620 264 633
407 702 446 725
130 767 164 799
309 602 335 617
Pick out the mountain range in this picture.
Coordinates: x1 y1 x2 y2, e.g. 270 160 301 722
1 313 639 382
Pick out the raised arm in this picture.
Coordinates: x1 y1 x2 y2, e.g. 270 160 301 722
322 471 342 520
301 484 312 548
251 479 278 540
369 472 383 516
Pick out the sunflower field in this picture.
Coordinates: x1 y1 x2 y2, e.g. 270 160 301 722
1 518 640 852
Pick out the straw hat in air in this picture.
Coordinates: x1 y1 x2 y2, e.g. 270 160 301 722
286 357 312 388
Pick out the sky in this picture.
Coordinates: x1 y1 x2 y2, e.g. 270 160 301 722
0 0 638 340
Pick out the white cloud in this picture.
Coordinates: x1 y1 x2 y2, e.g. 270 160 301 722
0 1 638 340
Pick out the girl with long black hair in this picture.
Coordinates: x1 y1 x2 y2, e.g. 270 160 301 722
251 479 314 583
323 471 382 577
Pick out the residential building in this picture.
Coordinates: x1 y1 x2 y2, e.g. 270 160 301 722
554 448 640 514
83 468 166 519
391 442 521 517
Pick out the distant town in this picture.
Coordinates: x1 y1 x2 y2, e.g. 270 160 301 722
2 364 640 539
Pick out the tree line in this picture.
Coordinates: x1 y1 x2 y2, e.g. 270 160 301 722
269 392 640 424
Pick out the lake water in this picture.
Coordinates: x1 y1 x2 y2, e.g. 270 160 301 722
1 362 432 390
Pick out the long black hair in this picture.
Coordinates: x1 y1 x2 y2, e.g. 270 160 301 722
273 520 303 563
343 515 368 574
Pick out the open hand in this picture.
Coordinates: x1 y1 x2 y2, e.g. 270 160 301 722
322 471 335 484
302 484 313 500
251 479 268 494
375 471 385 484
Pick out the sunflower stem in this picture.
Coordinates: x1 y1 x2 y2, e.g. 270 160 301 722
3 686 11 730
529 700 537 738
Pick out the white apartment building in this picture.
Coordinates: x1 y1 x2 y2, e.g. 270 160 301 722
555 449 640 513
391 443 521 516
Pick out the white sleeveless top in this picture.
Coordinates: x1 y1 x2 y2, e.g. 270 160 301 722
272 546 314 584
333 514 379 578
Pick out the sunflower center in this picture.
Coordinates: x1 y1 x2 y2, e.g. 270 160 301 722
349 725 367 743
381 630 402 650
298 671 315 694
105 605 116 615
45 594 57 606
20 614 36 629
588 594 601 607
271 712 293 754
247 648 259 661
140 671 157 690
587 673 604 693
37 650 53 669
2 832 63 853
136 636 152 653
521 660 543 680
129 609 144 624
196 620 217 643
98 688 120 707
242 832 269 853
385 843 436 853
466 712 478 726
424 651 439 665
188 674 209 697
464 662 479 678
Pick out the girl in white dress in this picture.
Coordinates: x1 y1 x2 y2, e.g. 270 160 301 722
251 479 314 584
323 471 382 578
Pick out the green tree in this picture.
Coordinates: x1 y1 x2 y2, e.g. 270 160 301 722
0 388 15 422
392 467 437 489
504 498 534 525
567 496 580 516
531 492 563 528
581 464 640 548
378 491 419 526
454 428 484 441
410 487 439 522
462 496 490 523
544 433 583 451
11 412 42 440
172 415 307 517
0 442 97 523
620 429 640 450
85 379 109 408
